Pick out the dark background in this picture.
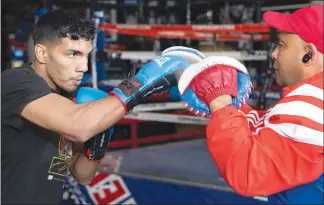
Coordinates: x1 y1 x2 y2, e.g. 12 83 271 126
1 0 311 70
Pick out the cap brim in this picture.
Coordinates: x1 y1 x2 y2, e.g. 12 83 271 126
263 11 296 33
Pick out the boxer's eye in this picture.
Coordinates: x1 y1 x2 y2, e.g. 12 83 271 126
68 52 77 58
67 50 82 58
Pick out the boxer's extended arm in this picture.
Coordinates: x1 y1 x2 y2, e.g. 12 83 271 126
21 48 198 142
22 93 124 142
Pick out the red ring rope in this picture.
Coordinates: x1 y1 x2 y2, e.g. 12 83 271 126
101 23 271 41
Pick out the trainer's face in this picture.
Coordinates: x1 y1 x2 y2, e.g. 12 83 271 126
271 33 305 87
46 38 92 92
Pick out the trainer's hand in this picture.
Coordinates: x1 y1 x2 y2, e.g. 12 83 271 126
178 56 253 117
209 95 232 112
75 87 115 161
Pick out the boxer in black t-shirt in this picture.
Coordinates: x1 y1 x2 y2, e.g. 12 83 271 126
1 9 199 204
1 10 117 204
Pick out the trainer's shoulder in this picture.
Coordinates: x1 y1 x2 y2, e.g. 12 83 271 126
308 71 323 90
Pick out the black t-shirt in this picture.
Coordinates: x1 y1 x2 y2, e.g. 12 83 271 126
1 64 73 204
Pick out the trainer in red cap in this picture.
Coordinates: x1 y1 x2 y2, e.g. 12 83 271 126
182 4 324 205
263 5 323 53
262 4 323 87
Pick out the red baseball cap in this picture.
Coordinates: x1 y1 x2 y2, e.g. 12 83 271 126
263 5 324 53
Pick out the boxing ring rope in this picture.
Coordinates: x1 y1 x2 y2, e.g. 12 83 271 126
100 23 271 34
91 18 100 89
112 50 268 61
100 23 270 62
261 3 311 11
125 112 209 125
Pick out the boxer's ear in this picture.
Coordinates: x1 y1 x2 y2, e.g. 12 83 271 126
34 44 47 64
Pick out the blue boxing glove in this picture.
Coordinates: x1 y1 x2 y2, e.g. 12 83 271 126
161 46 206 64
76 87 115 161
161 46 207 100
178 56 253 118
110 55 191 113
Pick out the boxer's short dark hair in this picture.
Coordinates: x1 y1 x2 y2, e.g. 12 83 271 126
32 9 96 45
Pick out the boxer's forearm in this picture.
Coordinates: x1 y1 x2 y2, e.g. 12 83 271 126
21 93 124 143
69 152 98 185
71 96 124 142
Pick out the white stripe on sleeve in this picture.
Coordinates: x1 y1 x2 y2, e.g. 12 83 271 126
267 101 323 125
286 84 323 101
266 122 323 146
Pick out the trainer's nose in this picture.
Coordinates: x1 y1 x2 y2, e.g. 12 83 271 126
271 47 278 61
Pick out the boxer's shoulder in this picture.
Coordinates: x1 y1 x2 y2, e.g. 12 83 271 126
2 64 46 84
3 64 49 84
2 64 52 109
3 64 34 74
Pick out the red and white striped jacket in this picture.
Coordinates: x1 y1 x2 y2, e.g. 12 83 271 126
206 71 323 197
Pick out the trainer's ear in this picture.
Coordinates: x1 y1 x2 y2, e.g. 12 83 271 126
304 43 317 66
34 44 47 64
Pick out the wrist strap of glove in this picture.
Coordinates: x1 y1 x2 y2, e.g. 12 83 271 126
110 77 145 113
117 78 144 112
83 129 113 161
112 74 177 113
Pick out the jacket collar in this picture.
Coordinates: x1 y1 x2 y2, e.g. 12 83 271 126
282 71 323 97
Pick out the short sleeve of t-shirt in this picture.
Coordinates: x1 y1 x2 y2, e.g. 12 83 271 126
1 66 52 129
